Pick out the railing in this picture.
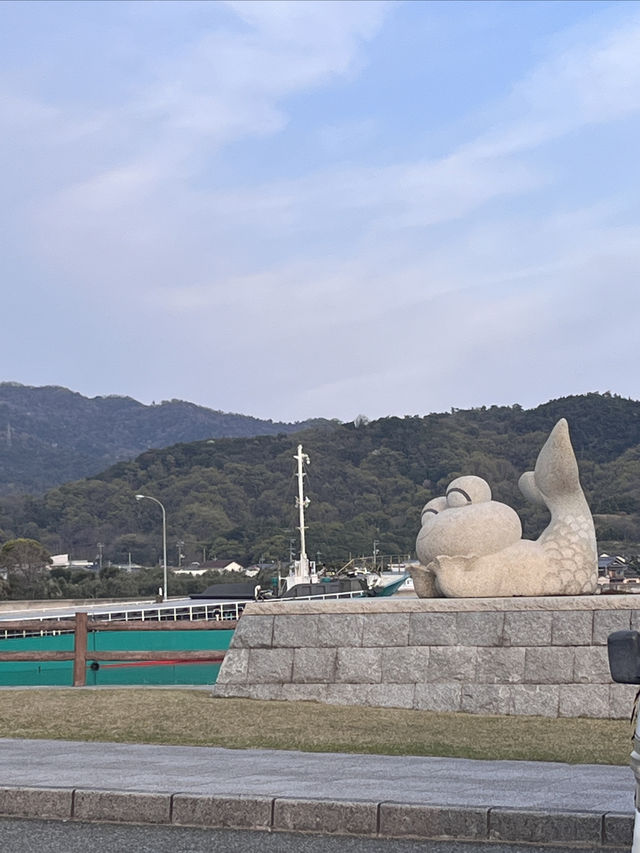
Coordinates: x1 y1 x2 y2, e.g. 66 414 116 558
0 613 237 687
0 599 246 638
99 601 246 623
274 588 369 603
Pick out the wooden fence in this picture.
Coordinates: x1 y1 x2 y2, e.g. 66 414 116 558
0 612 236 686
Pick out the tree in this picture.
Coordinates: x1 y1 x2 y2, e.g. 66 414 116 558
0 538 52 599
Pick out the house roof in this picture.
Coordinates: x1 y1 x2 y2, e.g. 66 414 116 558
193 559 244 571
598 554 627 569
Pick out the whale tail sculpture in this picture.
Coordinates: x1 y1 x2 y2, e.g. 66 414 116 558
413 418 598 598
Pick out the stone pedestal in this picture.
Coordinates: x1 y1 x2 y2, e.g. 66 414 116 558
212 595 640 719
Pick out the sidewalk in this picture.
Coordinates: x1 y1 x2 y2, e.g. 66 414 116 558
0 738 635 847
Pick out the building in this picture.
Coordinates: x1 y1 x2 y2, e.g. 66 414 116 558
173 559 245 577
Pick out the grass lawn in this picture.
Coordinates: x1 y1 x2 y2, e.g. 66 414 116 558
0 689 633 765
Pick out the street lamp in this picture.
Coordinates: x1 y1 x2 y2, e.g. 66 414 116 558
135 494 168 602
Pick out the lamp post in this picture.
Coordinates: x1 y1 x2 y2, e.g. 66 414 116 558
135 494 168 602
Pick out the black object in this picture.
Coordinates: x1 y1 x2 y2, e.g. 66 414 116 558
190 582 257 600
89 660 100 671
607 630 640 684
280 577 368 599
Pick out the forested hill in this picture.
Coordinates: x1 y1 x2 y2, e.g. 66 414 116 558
1 392 639 567
0 382 335 495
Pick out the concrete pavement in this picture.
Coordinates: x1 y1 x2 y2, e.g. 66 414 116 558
0 738 635 847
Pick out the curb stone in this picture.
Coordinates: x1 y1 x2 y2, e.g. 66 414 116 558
172 794 273 830
0 786 633 847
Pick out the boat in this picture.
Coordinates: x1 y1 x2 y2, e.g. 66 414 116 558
193 444 409 603
0 444 408 686
261 444 408 601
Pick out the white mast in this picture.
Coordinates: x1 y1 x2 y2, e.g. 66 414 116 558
295 444 310 575
289 444 317 588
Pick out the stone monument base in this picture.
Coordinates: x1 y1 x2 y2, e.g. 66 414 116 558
212 595 640 719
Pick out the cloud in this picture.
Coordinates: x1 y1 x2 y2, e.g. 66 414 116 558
2 1 640 420
466 8 640 159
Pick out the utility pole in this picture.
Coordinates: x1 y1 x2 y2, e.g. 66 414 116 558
97 542 104 571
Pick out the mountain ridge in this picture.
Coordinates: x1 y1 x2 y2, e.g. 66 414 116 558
0 382 336 495
1 391 639 569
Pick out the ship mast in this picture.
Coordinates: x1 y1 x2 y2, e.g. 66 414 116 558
287 443 319 588
294 444 310 576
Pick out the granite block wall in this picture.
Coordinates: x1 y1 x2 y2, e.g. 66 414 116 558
211 596 640 718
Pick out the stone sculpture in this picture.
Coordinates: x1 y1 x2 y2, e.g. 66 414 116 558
412 418 598 597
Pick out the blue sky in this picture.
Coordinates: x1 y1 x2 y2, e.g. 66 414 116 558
1 0 639 421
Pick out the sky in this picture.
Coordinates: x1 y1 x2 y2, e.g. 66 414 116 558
1 0 640 423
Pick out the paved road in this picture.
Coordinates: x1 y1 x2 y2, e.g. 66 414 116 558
0 738 633 811
0 739 634 848
0 819 629 853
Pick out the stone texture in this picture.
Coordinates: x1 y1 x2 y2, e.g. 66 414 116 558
232 615 274 648
315 614 364 646
215 648 248 683
489 808 602 845
409 612 457 646
244 594 640 616
273 798 378 836
363 684 414 709
246 648 293 683
362 612 410 647
524 647 574 684
414 683 462 712
417 482 524 595
603 812 634 847
457 612 504 646
212 682 283 700
281 683 328 702
429 646 477 682
414 420 598 598
292 648 337 683
609 683 638 719
475 648 525 684
511 684 560 718
461 684 514 715
379 803 489 839
324 682 415 709
273 614 318 648
558 684 610 718
503 611 552 647
336 648 382 683
408 564 440 599
0 786 72 819
325 684 369 706
73 790 171 824
213 597 636 718
551 610 593 646
172 794 273 829
381 646 430 683
593 610 632 644
573 646 613 683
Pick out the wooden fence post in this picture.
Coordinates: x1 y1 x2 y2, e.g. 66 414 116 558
73 612 88 687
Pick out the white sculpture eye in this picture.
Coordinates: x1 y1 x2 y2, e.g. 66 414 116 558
421 496 447 523
445 476 491 507
446 488 472 508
